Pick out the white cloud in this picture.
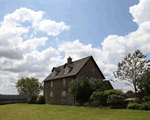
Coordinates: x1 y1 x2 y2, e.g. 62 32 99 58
0 7 70 94
1 0 150 94
38 20 70 36
129 0 150 25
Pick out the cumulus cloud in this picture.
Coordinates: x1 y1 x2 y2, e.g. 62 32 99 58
0 7 70 94
1 0 150 94
38 20 70 36
0 7 70 60
129 0 150 25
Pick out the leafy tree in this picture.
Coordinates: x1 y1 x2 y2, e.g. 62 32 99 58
126 90 134 95
69 77 110 103
137 69 150 96
16 77 43 99
69 76 94 103
36 95 45 104
113 50 150 97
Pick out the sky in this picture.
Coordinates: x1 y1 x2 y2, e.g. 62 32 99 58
0 0 150 95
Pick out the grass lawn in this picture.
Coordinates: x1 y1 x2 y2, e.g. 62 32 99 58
0 103 150 120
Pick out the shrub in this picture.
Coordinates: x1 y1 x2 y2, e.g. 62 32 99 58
134 98 142 104
36 95 45 104
92 100 101 107
143 96 150 102
90 91 107 106
107 94 124 107
127 103 142 110
140 102 150 110
90 89 125 107
83 102 90 107
75 102 83 106
27 96 38 104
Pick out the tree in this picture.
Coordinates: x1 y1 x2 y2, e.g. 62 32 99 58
69 76 112 103
16 77 43 99
69 76 94 103
137 69 150 96
113 50 150 97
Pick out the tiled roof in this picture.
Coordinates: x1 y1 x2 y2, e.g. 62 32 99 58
43 56 92 81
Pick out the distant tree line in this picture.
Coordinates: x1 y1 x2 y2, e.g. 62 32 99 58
0 94 28 102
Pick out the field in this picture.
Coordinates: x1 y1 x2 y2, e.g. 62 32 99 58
0 103 150 120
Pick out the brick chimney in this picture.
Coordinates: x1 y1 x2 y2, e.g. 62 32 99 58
67 56 72 64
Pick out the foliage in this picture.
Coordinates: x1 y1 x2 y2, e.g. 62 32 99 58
27 96 38 104
90 91 106 106
137 69 150 96
133 98 142 104
83 102 90 107
75 102 83 106
107 94 124 107
140 102 150 110
69 76 111 102
16 77 43 99
36 95 45 104
113 50 150 97
127 103 141 110
92 100 101 107
90 89 125 107
127 102 150 110
126 90 134 94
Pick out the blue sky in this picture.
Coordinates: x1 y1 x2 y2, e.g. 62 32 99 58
0 0 139 48
0 0 150 94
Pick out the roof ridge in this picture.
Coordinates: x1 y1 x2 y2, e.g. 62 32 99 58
57 55 92 68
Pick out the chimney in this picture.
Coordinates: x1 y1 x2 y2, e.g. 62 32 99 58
67 56 72 64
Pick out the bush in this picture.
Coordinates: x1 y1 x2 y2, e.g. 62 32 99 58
90 91 107 106
134 98 142 104
107 94 124 107
127 103 141 110
75 102 83 106
27 96 38 104
92 100 101 107
140 102 150 110
90 89 125 107
83 102 90 107
143 96 150 102
36 95 45 104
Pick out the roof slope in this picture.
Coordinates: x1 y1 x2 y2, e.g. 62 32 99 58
43 56 92 81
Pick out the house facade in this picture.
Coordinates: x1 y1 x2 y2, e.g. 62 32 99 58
43 56 113 105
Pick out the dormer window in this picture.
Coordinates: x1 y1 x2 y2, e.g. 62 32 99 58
64 66 72 74
52 67 60 77
52 70 58 77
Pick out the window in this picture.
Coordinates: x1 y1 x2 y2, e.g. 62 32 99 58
62 91 66 100
92 68 95 74
64 66 71 74
50 81 53 88
49 92 53 99
52 70 58 77
63 78 66 86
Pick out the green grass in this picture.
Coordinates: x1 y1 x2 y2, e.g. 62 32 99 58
0 103 150 120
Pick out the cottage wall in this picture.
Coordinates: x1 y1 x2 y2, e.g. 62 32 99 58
44 76 75 105
76 58 104 80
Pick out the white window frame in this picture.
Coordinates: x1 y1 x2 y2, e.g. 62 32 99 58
62 91 66 101
50 81 53 88
49 92 53 100
52 70 58 77
64 66 71 74
63 78 66 86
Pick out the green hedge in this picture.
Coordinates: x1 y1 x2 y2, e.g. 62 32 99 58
127 102 150 110
90 89 125 107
